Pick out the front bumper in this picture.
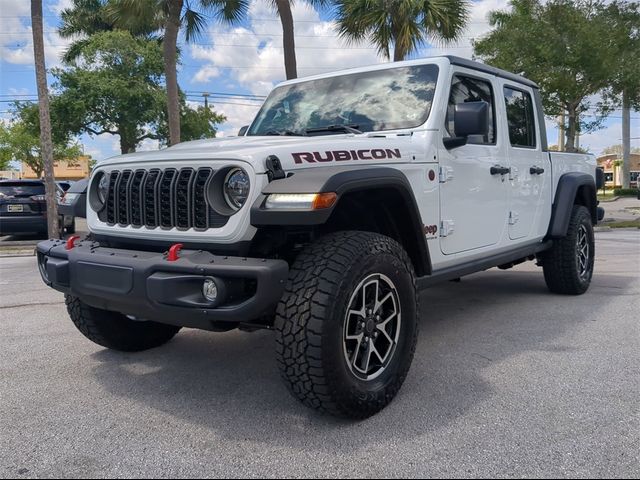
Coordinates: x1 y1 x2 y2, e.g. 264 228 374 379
36 238 289 330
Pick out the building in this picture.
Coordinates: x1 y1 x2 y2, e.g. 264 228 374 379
21 156 91 181
596 153 640 188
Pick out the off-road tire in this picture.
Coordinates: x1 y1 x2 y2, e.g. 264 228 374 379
542 205 595 295
275 231 418 419
65 295 181 352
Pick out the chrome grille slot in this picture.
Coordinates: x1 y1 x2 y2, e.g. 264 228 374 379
102 167 228 230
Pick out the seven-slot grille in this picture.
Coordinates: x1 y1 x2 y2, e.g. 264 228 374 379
100 167 228 230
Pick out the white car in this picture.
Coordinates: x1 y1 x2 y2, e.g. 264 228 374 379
37 56 604 418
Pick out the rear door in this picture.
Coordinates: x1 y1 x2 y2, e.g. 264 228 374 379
439 71 509 255
500 84 551 240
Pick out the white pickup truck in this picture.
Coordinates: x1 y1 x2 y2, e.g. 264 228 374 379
37 56 604 418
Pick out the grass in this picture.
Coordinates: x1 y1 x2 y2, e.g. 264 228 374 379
606 219 640 229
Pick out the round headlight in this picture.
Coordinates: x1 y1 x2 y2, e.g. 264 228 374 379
223 168 250 211
97 173 109 204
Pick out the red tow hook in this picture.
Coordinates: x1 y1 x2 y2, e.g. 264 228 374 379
65 235 81 250
167 243 184 262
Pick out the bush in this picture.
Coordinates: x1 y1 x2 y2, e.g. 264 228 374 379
613 188 639 196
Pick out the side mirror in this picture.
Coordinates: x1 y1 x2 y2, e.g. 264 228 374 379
238 125 249 136
444 101 489 150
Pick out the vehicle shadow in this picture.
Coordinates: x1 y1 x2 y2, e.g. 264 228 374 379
89 267 633 452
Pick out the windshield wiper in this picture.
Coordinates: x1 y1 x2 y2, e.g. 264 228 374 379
265 129 305 136
305 124 363 135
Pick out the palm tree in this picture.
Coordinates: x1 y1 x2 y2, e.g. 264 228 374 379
59 0 159 64
334 0 470 62
110 0 248 147
269 1 328 80
31 0 59 238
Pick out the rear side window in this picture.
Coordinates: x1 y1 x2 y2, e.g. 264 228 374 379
503 87 536 148
0 182 45 197
447 75 496 145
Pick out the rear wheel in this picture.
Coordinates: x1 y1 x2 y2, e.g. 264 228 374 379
65 295 181 352
542 205 595 295
275 231 418 419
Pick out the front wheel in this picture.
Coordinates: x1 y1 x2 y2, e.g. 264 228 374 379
66 295 181 352
275 231 418 419
542 205 595 295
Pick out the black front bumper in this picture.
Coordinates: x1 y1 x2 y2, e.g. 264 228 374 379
37 239 289 330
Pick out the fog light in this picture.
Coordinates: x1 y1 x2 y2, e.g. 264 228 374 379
202 277 218 302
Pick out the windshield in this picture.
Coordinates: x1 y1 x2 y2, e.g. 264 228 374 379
0 183 45 198
248 64 439 136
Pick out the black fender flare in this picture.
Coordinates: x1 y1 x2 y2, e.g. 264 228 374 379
547 172 597 238
250 166 431 274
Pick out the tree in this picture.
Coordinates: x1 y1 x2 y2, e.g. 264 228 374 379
599 1 640 188
31 0 60 238
474 0 613 153
0 106 82 179
53 31 167 154
109 0 248 147
59 0 162 63
602 145 640 156
334 0 470 62
159 103 226 146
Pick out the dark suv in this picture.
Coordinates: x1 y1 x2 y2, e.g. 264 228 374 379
0 180 74 237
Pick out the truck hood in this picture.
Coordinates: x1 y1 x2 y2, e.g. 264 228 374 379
100 133 424 172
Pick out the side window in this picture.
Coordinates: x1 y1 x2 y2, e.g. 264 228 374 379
446 75 496 145
503 87 536 148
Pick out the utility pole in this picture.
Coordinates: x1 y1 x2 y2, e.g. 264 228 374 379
557 111 565 151
202 92 210 109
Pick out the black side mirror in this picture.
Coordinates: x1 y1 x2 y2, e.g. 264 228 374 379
444 101 490 150
238 125 249 136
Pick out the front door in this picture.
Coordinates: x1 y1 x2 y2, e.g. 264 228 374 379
439 72 509 255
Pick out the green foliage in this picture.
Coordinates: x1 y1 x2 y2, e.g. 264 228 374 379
0 103 82 178
335 0 470 61
157 104 226 146
52 30 167 154
473 0 614 150
613 188 640 196
598 1 640 109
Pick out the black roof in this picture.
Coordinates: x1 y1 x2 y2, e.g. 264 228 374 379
443 55 539 89
0 179 44 185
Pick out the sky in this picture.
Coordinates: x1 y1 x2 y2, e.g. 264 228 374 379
0 0 638 165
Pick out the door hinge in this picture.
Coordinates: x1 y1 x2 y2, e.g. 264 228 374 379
439 166 454 183
509 211 519 225
440 220 455 237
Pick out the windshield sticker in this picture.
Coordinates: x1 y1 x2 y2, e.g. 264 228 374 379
292 149 401 164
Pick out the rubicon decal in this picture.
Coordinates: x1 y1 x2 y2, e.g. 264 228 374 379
292 149 401 164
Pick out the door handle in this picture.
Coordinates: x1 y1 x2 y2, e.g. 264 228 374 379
530 166 545 175
490 165 511 175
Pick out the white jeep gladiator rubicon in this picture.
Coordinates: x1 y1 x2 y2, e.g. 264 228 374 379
37 56 604 418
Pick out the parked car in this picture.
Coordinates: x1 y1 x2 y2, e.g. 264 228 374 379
0 180 75 236
58 178 88 220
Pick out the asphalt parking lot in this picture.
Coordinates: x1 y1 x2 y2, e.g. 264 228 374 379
1 230 638 478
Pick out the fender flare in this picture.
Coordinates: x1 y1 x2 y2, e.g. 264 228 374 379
250 166 432 274
547 172 597 238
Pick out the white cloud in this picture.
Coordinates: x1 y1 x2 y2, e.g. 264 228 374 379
420 0 510 59
0 1 72 67
580 122 640 156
